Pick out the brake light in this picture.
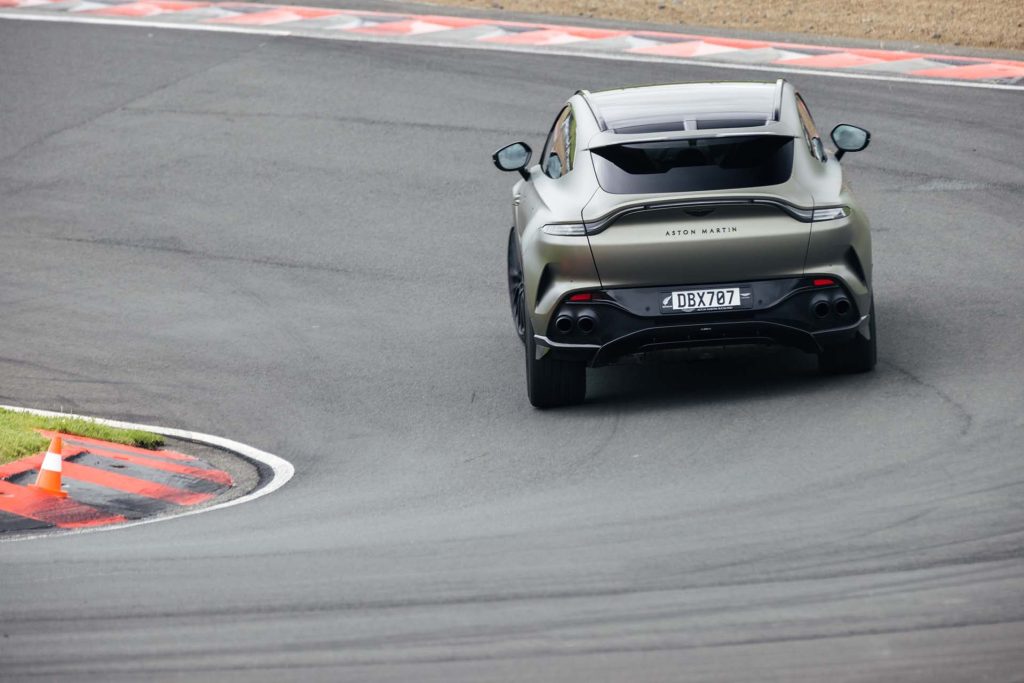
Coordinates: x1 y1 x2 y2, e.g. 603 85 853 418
569 293 593 302
813 278 836 287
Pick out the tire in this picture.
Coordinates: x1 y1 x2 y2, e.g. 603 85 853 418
524 315 586 408
507 228 527 344
819 297 877 374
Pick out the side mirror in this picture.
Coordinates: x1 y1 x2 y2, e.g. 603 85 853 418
492 142 532 180
831 124 870 160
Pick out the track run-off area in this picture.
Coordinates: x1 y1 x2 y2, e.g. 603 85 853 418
1 13 1023 682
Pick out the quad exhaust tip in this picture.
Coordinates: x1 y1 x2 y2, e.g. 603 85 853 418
554 315 574 334
554 310 598 335
811 293 851 319
812 298 831 319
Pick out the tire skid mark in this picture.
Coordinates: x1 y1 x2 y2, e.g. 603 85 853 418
881 359 974 436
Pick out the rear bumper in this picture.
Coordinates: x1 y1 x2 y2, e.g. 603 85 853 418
537 315 868 366
536 277 870 366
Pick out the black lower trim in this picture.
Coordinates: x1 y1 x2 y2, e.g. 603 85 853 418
542 317 866 366
543 277 868 365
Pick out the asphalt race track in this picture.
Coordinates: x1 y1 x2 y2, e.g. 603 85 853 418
2 19 1023 682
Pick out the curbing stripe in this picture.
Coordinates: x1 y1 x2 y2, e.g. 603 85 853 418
37 429 200 461
54 459 215 505
45 436 233 484
0 404 295 542
1 10 1023 92
83 448 232 485
0 508 53 532
0 479 127 528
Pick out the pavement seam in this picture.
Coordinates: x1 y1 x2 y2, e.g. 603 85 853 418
0 18 280 168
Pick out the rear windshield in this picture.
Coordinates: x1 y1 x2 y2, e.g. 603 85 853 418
590 136 794 195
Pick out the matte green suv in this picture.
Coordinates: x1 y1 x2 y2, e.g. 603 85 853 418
494 80 875 408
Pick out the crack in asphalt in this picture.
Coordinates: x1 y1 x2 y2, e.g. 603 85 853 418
119 105 538 138
40 234 417 281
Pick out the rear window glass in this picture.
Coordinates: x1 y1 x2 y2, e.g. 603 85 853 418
591 136 794 195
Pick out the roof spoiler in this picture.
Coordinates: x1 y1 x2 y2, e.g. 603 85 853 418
579 80 788 134
770 78 786 123
576 89 607 131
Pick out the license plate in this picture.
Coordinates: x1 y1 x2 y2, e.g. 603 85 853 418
661 287 743 313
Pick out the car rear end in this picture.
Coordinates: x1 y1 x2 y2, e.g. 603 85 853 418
538 82 873 366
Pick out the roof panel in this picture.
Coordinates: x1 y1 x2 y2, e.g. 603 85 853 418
587 82 779 134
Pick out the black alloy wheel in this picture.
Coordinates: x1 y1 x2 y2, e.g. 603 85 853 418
507 228 527 343
524 314 587 408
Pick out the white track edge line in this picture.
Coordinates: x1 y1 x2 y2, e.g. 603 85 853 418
2 11 1023 92
0 404 295 542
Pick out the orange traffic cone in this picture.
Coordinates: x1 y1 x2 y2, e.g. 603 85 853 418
30 434 68 498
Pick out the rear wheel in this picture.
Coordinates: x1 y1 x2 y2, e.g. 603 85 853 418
819 297 877 374
507 228 526 344
524 315 586 408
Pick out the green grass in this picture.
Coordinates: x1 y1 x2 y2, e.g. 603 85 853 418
0 409 163 465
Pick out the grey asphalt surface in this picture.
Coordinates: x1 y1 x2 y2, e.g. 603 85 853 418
1 19 1023 682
